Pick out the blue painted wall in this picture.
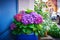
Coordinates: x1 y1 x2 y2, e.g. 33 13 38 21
0 0 17 40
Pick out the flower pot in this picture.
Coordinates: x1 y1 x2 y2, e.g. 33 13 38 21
16 33 38 40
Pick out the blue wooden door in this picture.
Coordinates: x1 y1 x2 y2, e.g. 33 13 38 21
0 0 17 40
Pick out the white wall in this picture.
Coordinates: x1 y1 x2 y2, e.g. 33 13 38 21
57 0 60 8
18 0 34 12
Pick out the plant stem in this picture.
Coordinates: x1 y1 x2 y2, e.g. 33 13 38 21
38 33 40 40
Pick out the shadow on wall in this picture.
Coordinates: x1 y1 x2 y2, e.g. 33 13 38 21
0 0 17 40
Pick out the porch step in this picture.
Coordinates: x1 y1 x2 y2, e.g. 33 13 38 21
40 35 55 40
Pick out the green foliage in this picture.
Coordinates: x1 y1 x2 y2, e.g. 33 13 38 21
25 9 33 14
12 19 44 35
34 5 42 14
12 19 33 35
34 0 49 37
34 0 60 37
48 24 60 38
34 0 59 37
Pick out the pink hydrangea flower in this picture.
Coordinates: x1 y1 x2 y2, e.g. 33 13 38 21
10 23 16 30
14 14 22 22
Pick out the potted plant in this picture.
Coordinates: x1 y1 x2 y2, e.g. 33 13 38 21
10 9 43 40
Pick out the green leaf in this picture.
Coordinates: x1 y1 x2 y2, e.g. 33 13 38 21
33 27 37 31
39 31 45 37
26 9 33 14
36 24 43 30
26 29 32 34
23 25 27 28
28 24 34 28
20 24 27 28
22 29 26 33
35 31 38 36
38 24 43 30
13 19 17 24
12 31 17 35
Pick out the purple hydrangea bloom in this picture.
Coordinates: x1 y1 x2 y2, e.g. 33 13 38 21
22 14 29 25
34 14 43 24
30 12 43 24
22 18 28 25
22 14 34 25
21 11 43 24
10 23 16 30
30 12 38 18
27 14 34 24
28 16 34 24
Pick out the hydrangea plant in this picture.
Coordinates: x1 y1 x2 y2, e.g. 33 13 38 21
10 9 43 35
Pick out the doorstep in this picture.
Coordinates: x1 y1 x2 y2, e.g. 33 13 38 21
40 35 55 40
